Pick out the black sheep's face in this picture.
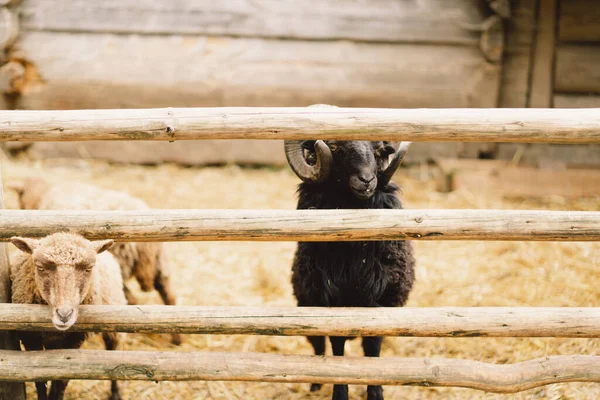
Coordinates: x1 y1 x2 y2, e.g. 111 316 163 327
301 140 396 199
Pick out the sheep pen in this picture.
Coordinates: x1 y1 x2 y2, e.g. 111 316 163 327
1 153 599 400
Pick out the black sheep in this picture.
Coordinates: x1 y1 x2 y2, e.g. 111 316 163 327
285 137 415 400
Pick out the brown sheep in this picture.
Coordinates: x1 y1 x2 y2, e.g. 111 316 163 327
10 232 125 400
10 178 181 345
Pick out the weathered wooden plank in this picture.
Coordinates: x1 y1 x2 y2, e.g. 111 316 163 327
0 350 599 393
495 143 600 168
558 0 600 43
28 140 289 166
529 0 557 107
500 94 600 168
18 0 487 45
0 107 599 143
13 32 500 110
554 94 600 108
3 304 600 338
0 166 26 400
555 45 600 95
0 209 598 242
499 0 537 107
24 141 484 168
0 7 19 50
436 158 600 197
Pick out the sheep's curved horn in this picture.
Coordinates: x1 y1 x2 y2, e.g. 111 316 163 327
378 141 412 187
284 140 332 183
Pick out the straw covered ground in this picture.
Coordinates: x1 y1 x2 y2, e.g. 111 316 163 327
1 152 599 400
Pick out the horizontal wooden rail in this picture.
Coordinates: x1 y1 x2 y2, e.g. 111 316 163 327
0 108 598 143
2 305 600 337
0 209 598 242
0 350 598 393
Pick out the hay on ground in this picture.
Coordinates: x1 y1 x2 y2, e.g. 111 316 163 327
1 154 599 400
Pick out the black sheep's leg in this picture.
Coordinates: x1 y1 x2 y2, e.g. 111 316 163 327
330 336 348 400
34 382 49 400
48 381 68 400
362 336 384 400
306 335 326 391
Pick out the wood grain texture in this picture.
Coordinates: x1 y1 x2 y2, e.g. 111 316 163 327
498 0 537 107
18 0 486 45
25 141 501 168
14 32 500 110
0 107 599 143
29 140 290 166
554 94 600 108
436 158 600 197
555 45 600 95
558 0 600 43
0 209 598 242
495 143 600 168
0 167 9 319
2 304 600 338
0 350 599 393
0 7 19 50
528 0 557 107
0 167 26 400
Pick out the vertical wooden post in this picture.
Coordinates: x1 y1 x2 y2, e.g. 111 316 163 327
0 163 26 400
499 0 538 108
528 0 558 107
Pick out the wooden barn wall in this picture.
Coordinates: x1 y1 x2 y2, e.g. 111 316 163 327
0 0 505 166
495 0 600 168
545 0 600 168
0 0 597 167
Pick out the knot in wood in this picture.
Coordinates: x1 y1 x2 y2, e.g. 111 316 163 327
111 364 155 379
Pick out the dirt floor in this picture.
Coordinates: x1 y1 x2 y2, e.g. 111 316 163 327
1 152 599 400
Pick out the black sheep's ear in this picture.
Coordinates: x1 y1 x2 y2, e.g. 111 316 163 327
382 142 396 155
301 140 316 150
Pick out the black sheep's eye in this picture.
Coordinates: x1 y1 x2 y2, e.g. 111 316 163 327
329 144 338 152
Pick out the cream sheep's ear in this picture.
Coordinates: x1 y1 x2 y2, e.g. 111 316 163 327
92 239 114 254
10 237 40 254
7 181 25 195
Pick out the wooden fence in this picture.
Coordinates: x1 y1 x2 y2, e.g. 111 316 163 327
0 107 599 398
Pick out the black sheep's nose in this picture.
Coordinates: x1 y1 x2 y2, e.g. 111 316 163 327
358 173 375 185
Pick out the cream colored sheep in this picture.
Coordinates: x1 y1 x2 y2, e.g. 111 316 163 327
10 232 125 400
10 178 181 345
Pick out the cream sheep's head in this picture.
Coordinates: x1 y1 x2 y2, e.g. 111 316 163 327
11 233 113 331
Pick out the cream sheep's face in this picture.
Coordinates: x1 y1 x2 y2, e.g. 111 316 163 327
11 233 113 331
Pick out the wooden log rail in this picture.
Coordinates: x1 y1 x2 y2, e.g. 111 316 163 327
0 108 599 143
0 209 598 242
0 350 598 394
2 305 600 338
